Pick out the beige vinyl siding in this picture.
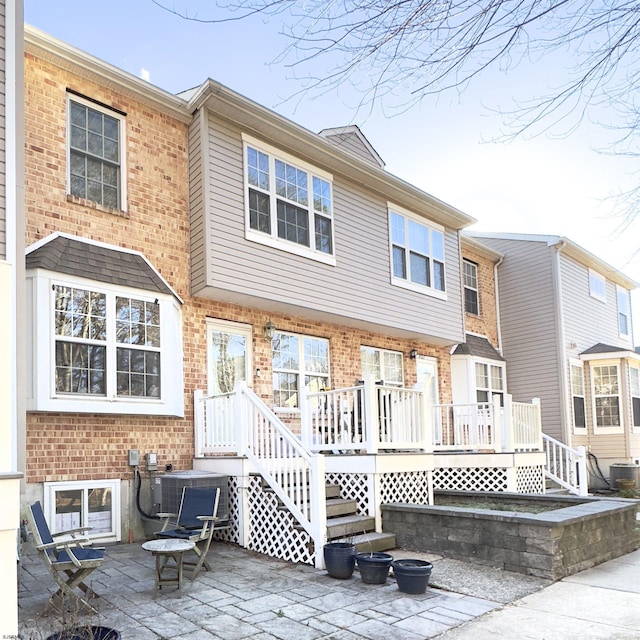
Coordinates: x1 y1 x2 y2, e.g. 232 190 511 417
481 238 564 440
322 132 380 167
561 255 633 353
195 111 464 343
0 8 6 260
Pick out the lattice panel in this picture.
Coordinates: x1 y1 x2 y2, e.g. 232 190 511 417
434 467 508 492
246 476 314 565
326 472 369 515
213 475 241 544
380 471 431 504
517 465 545 493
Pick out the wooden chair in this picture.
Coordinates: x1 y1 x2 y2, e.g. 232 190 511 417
28 501 105 614
155 486 220 578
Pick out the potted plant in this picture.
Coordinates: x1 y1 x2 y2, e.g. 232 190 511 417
323 541 356 579
46 626 121 640
355 551 394 584
391 558 433 594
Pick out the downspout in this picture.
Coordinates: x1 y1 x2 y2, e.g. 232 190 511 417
493 255 505 354
552 240 571 448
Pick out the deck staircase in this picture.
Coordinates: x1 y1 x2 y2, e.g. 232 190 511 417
322 483 396 552
265 477 396 553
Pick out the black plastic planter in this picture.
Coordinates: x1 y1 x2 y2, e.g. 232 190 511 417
323 542 356 579
46 627 121 640
392 559 433 594
356 552 394 584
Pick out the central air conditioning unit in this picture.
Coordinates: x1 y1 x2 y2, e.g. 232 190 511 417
154 470 229 529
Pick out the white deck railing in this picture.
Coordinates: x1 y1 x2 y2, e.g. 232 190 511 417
194 384 327 567
195 385 543 457
543 433 588 496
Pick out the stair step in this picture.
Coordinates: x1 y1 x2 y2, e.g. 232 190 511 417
326 498 358 518
326 514 375 539
332 531 397 553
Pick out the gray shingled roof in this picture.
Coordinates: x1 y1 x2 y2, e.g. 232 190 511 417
26 235 177 299
453 334 505 361
581 343 629 355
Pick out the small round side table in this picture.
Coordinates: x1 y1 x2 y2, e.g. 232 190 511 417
142 539 196 590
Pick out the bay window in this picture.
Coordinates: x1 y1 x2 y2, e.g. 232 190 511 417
591 363 621 431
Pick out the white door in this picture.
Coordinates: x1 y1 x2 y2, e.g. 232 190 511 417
206 319 252 395
417 356 440 444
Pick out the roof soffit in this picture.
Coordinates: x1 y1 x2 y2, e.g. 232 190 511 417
25 24 192 123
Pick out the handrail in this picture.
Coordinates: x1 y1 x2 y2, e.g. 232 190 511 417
234 384 327 567
542 433 588 496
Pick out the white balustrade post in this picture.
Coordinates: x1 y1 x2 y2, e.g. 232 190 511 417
194 389 204 457
309 453 327 569
236 381 248 457
499 394 512 453
413 383 433 453
363 376 379 454
300 385 312 449
576 445 588 496
532 397 543 451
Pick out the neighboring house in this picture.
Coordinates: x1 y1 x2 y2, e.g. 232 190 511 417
0 1 24 636
468 232 639 487
22 23 544 567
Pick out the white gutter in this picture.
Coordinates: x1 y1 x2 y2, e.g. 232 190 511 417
552 240 571 448
494 254 505 354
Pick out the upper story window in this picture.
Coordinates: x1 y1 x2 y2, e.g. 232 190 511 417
617 286 630 337
591 363 621 431
463 259 479 314
360 346 404 386
68 95 124 210
570 362 586 430
475 362 504 405
243 135 334 265
272 331 329 409
588 269 606 302
389 206 446 298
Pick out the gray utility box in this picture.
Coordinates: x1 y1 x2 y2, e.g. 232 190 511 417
154 470 229 528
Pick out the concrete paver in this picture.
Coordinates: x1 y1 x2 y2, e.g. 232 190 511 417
17 541 640 639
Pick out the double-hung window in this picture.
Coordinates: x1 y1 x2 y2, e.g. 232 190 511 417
569 362 586 430
617 286 631 338
389 207 445 297
630 366 640 429
360 347 404 386
272 331 329 409
588 269 606 302
55 286 161 398
475 362 504 405
591 363 621 431
68 94 124 210
244 135 334 264
463 260 479 314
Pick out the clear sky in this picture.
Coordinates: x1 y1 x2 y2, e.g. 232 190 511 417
24 0 640 341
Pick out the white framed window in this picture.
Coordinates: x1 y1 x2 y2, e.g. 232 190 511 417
617 286 631 338
569 361 586 431
360 346 404 386
630 365 640 430
389 205 446 298
272 331 329 409
67 94 125 210
27 271 183 416
475 362 505 405
588 269 606 302
463 259 479 315
243 135 335 265
44 479 121 543
591 363 622 432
